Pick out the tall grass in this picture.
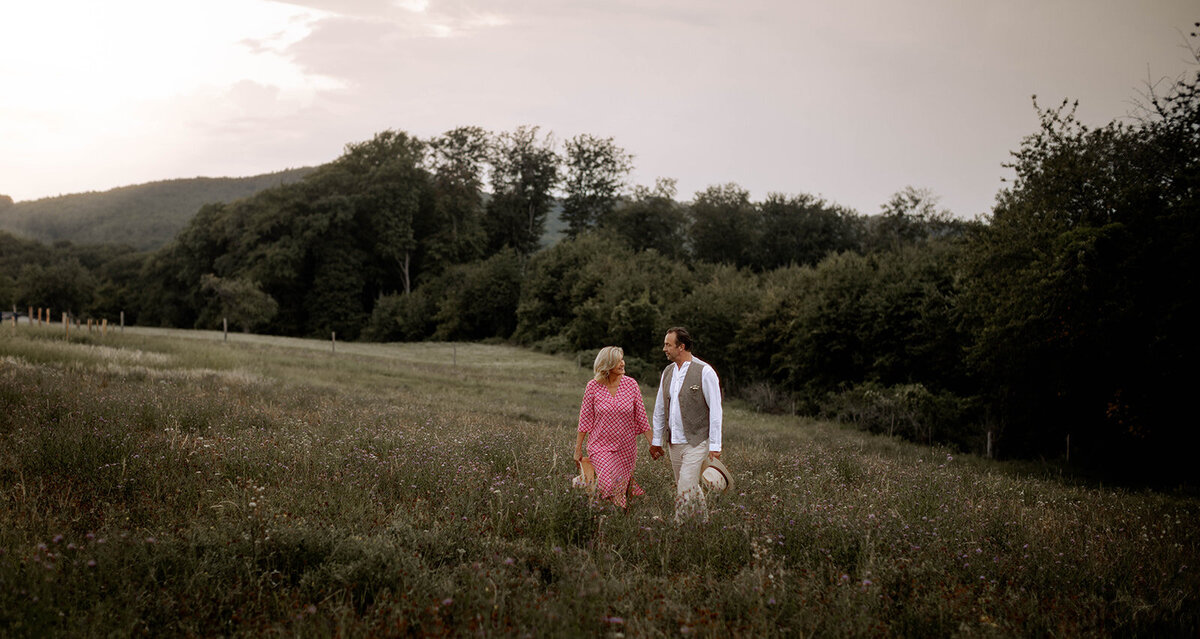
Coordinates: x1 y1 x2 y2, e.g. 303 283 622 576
1 325 1197 636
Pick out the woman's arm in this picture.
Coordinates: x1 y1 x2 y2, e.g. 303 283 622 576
576 381 596 462
574 430 587 462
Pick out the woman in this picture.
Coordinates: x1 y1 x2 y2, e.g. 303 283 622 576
574 346 652 509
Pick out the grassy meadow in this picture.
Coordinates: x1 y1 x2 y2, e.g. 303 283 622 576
1 323 1198 637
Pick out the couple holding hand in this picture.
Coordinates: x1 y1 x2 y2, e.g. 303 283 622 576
573 326 727 521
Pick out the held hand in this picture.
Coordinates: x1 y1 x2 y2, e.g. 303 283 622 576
649 445 664 460
573 448 583 463
709 451 721 461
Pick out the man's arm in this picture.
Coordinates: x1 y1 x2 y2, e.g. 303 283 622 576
649 373 666 460
651 375 666 446
702 365 723 457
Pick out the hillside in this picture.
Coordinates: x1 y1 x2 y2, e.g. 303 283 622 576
1 325 1197 635
0 167 316 251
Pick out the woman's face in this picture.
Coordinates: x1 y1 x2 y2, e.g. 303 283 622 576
610 359 626 379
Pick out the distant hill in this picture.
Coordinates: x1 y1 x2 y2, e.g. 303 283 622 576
0 168 316 251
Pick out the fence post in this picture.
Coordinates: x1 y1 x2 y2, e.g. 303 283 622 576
986 430 993 459
223 317 228 342
102 318 107 337
1066 434 1071 464
331 331 336 354
120 311 125 333
63 313 69 339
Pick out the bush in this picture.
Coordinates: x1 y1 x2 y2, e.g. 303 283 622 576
822 382 974 448
362 290 436 342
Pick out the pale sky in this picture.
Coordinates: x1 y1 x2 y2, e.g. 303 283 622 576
2 1 1196 218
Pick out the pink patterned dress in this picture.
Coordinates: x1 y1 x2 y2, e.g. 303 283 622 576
578 376 652 507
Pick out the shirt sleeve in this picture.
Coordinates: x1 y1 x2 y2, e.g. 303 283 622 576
631 379 651 435
702 365 723 451
651 370 666 446
578 381 597 433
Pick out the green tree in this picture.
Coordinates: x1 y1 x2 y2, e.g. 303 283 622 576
514 234 626 345
15 258 96 317
600 178 688 258
485 126 560 256
560 134 634 237
362 289 438 342
688 183 757 266
432 248 523 340
427 126 491 269
668 263 763 389
962 57 1200 473
340 130 429 296
89 251 149 324
864 187 961 253
199 273 278 332
754 192 865 269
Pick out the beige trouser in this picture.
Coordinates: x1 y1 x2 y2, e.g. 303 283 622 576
668 439 709 522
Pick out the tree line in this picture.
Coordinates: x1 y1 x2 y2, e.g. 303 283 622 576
4 41 1197 483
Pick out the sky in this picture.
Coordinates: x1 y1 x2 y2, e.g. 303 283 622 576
2 1 1196 219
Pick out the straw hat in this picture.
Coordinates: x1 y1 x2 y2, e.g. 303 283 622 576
700 456 734 492
573 457 597 494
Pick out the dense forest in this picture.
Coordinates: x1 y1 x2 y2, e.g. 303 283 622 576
0 167 315 250
3 38 1197 484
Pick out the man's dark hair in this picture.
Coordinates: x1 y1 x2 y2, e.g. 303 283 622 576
667 326 693 351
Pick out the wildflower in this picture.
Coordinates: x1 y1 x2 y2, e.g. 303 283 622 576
52 535 64 544
441 598 454 606
604 617 624 624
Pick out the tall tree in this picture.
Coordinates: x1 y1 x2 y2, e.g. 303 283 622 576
865 186 959 253
199 273 278 333
560 134 634 237
601 178 688 258
485 126 560 256
688 183 756 266
338 130 429 296
15 258 96 317
427 126 491 269
962 57 1200 474
754 192 865 269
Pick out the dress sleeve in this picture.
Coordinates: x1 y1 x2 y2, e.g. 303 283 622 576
578 381 597 433
630 378 651 434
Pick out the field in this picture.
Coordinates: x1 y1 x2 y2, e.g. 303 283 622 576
1 324 1197 637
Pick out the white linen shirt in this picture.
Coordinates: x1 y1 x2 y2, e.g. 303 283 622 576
651 357 723 452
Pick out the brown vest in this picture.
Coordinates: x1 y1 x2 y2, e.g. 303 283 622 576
661 360 710 446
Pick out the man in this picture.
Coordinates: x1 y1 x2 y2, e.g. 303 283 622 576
649 326 723 522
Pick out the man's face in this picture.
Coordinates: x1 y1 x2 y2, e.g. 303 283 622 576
663 332 685 363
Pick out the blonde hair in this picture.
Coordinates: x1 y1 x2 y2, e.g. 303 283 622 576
593 346 624 382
